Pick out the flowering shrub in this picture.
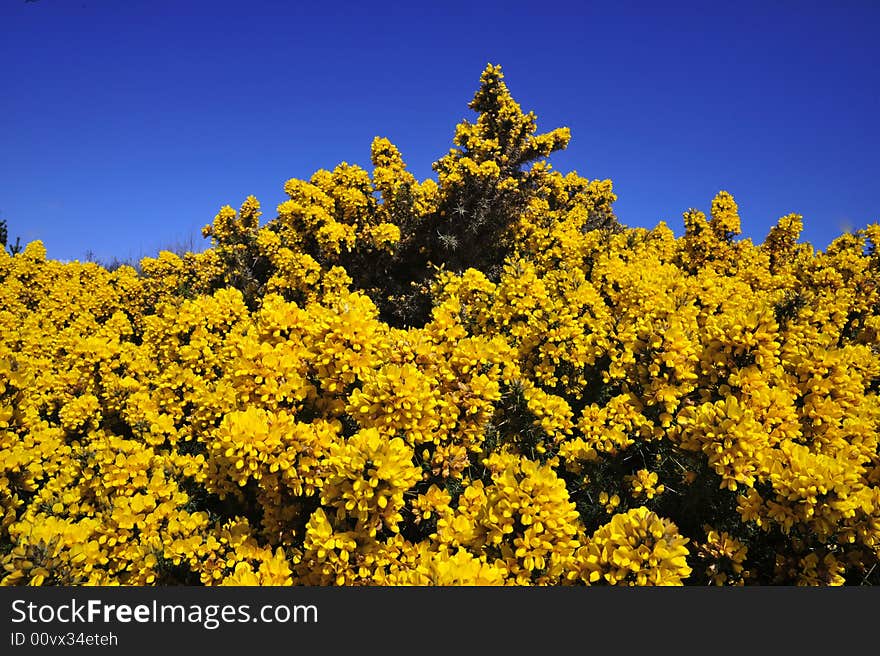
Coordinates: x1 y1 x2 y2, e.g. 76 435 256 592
2 65 879 586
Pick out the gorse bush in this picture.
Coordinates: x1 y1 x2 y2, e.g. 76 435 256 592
2 64 879 586
201 64 620 324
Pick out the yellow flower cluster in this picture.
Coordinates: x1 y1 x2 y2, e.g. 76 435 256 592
2 64 879 586
322 428 421 536
570 507 692 585
694 526 749 585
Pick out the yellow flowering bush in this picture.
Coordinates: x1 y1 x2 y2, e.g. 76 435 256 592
2 64 879 586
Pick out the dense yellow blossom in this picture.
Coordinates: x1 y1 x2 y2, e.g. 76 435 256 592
2 63 879 586
571 507 692 585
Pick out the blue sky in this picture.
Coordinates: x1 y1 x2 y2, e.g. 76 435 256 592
2 0 878 262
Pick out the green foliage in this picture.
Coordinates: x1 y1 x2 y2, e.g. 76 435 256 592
1 219 23 256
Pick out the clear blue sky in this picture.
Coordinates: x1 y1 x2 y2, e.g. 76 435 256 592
2 0 878 262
